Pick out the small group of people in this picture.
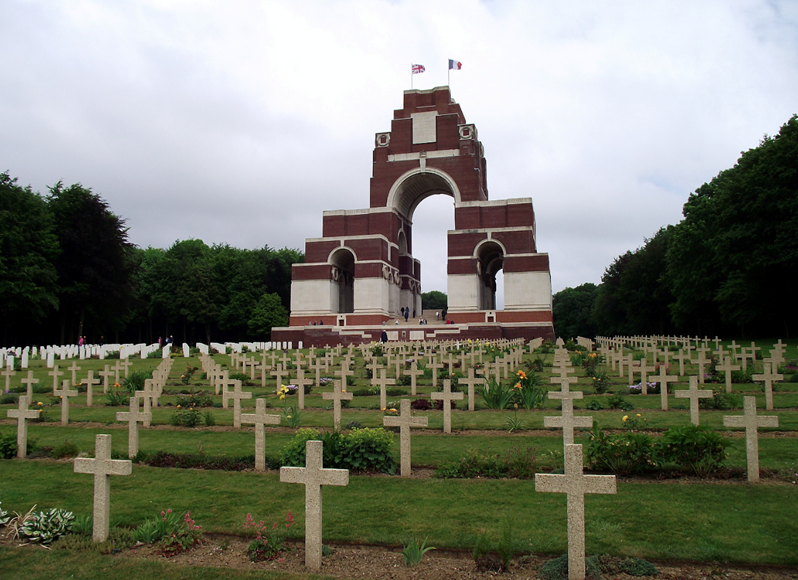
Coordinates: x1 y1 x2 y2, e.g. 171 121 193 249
399 306 416 322
157 336 174 346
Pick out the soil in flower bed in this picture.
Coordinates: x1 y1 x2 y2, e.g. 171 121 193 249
121 535 798 580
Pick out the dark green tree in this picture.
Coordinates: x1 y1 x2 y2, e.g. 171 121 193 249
421 290 447 311
0 172 59 343
247 292 289 338
665 114 798 336
47 182 137 343
552 283 598 339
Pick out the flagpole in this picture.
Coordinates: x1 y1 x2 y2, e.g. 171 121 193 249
411 63 413 89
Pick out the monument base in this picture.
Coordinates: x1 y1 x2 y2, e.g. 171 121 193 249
271 321 554 348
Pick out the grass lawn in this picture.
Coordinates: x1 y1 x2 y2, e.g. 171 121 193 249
1 341 797 575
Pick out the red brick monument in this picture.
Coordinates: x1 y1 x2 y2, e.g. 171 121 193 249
272 86 553 346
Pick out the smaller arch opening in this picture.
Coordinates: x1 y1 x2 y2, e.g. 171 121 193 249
330 248 355 314
476 241 504 311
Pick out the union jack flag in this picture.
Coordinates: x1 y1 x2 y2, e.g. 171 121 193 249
411 63 425 74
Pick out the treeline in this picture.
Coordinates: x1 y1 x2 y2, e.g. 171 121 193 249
0 174 303 346
554 114 798 339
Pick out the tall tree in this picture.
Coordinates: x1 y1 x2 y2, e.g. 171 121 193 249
47 182 136 343
552 283 598 339
0 172 59 344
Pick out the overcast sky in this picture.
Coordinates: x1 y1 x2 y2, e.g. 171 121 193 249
2 0 797 300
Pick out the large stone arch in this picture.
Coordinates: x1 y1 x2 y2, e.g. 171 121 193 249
386 167 462 221
278 86 554 345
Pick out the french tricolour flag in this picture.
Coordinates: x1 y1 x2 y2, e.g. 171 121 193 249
448 59 462 70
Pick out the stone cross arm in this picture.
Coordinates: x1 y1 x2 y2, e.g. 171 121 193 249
535 472 617 495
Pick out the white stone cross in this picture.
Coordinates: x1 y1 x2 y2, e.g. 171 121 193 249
20 371 39 405
635 358 653 394
54 379 79 425
293 367 313 410
535 444 617 580
280 440 349 570
226 381 252 428
7 397 40 458
752 362 782 411
723 396 778 482
652 365 678 411
383 398 428 476
67 361 82 385
48 365 64 392
426 356 443 388
674 376 713 425
73 434 132 542
372 368 396 411
240 398 280 471
118 357 132 378
404 361 424 396
431 379 463 434
460 367 486 411
716 356 740 394
217 371 237 402
133 383 155 427
82 371 101 407
115 396 151 457
671 349 691 376
99 365 113 394
550 374 578 394
333 360 354 391
695 350 710 384
545 390 592 446
322 380 353 431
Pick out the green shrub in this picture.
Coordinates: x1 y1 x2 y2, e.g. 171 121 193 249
511 372 545 409
586 426 656 476
402 534 435 566
396 374 412 386
20 508 75 544
657 424 729 477
122 370 152 394
436 447 538 479
699 388 742 410
279 427 397 474
0 501 10 526
540 554 602 580
480 379 514 409
105 388 129 406
351 387 377 397
385 387 407 396
0 431 18 458
586 399 604 410
590 371 611 394
339 428 397 474
731 368 754 383
0 393 18 405
169 407 203 428
175 390 214 408
147 349 162 359
51 440 80 459
203 411 216 426
606 395 634 411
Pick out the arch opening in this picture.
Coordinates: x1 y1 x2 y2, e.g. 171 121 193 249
476 241 504 311
330 248 355 314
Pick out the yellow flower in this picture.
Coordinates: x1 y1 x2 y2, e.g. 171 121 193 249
37 401 43 406
636 414 641 418
514 403 518 409
622 415 628 422
177 405 181 409
279 394 285 401
286 415 292 419
516 370 527 380
514 383 522 390
114 382 120 388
